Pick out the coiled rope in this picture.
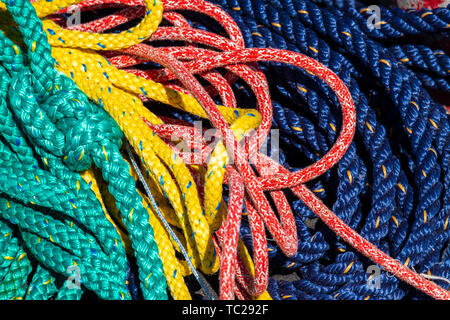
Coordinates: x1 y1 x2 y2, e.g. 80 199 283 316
0 0 448 300
41 0 450 298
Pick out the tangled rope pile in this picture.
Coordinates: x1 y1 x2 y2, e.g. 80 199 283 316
0 0 448 300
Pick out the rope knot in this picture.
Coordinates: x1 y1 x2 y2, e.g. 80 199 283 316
8 69 122 171
62 107 123 171
44 77 123 171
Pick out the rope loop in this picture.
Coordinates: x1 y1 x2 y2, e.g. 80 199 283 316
62 106 123 171
8 55 123 172
8 70 66 156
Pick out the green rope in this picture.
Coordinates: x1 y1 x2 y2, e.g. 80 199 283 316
0 220 32 300
0 0 168 300
24 266 58 300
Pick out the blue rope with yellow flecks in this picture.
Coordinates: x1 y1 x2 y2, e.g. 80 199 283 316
205 0 449 300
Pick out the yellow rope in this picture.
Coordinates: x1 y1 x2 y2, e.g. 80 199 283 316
1 0 163 50
204 112 261 231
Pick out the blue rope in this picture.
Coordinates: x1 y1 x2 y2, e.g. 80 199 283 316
208 0 449 300
388 45 450 78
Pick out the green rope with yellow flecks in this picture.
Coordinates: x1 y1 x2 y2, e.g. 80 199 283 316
0 0 168 299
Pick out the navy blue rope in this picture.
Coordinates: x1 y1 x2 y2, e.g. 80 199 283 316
208 0 449 300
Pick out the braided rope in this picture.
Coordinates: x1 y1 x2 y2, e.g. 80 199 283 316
210 0 449 299
0 0 168 299
4 0 275 298
43 0 450 298
1 0 448 300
